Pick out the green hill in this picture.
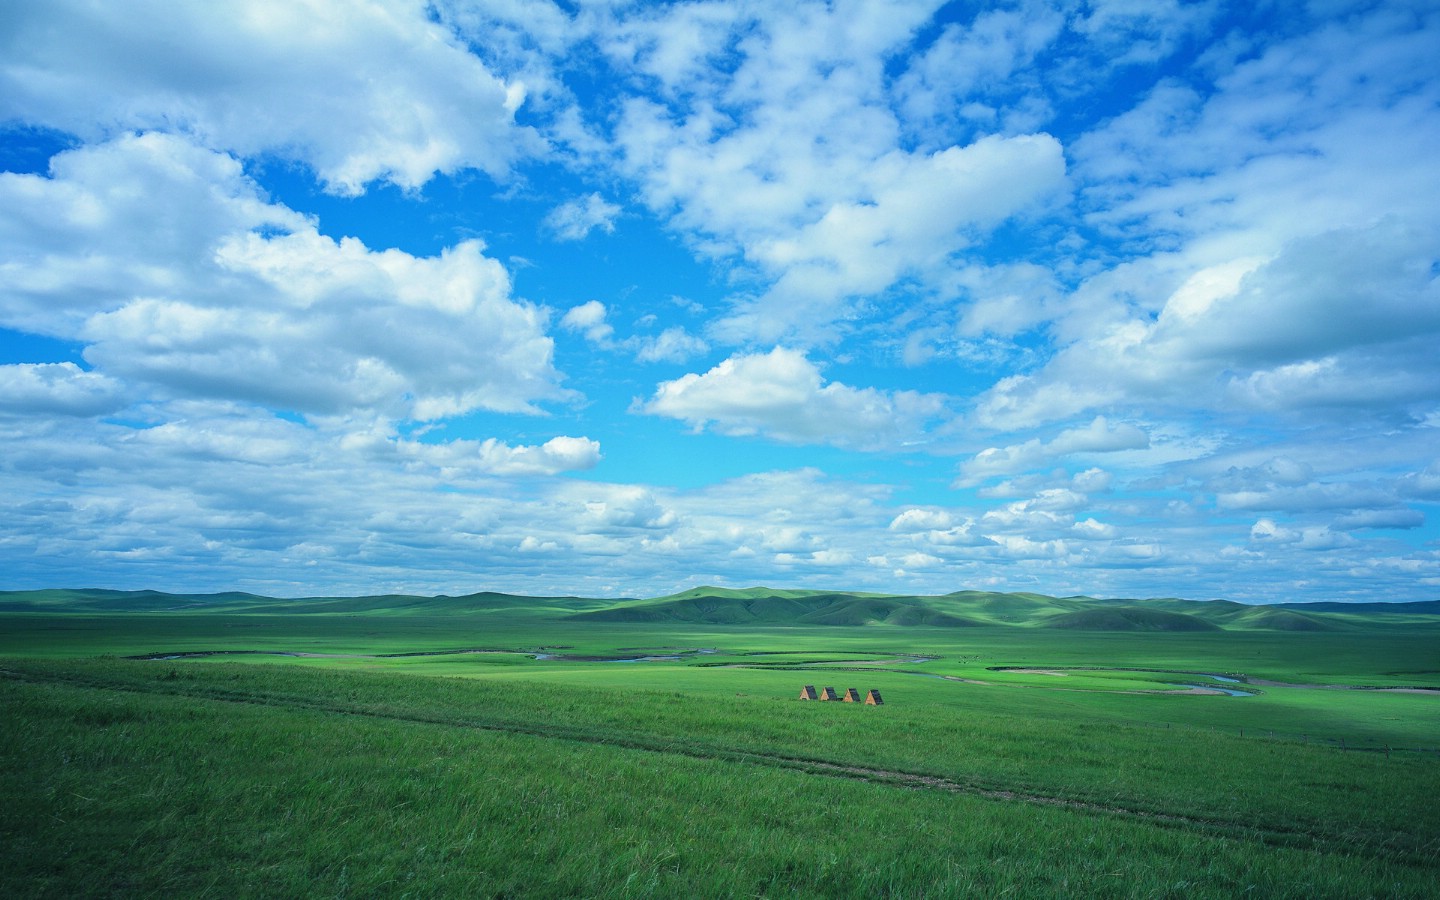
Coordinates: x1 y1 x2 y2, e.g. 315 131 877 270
3 585 1435 629
0 589 271 613
1276 599 1440 615
0 588 616 617
1042 606 1222 632
567 590 983 627
1231 607 1340 632
937 590 1075 622
243 591 614 616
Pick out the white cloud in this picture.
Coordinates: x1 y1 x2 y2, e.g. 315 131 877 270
1071 0 1218 65
1249 518 1355 552
560 300 615 346
715 134 1067 343
895 5 1066 134
128 411 309 467
975 218 1440 430
0 134 566 420
604 2 1069 344
583 486 677 532
1049 417 1151 455
1072 518 1117 540
1333 509 1424 531
545 193 622 241
474 436 601 476
1 2 1437 604
981 488 1088 533
973 7 1440 433
807 548 852 566
897 551 944 569
988 534 1069 560
889 508 955 532
1402 461 1440 501
892 510 995 552
640 347 949 450
1218 482 1400 514
0 0 537 194
635 327 708 364
0 132 305 337
958 416 1149 484
0 363 125 417
394 435 601 477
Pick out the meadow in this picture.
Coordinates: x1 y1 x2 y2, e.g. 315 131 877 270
2 587 1437 897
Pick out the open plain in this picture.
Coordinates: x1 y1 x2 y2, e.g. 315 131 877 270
3 587 1437 897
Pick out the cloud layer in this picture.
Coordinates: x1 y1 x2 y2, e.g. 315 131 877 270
0 133 566 419
1 0 534 193
0 0 1436 603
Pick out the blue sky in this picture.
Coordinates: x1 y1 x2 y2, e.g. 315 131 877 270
2 0 1438 602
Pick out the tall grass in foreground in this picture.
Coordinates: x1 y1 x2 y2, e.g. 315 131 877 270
3 659 1437 898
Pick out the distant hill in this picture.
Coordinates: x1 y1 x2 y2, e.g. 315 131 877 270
567 590 982 627
1041 606 1221 632
1 585 1435 630
567 586 1432 630
0 588 616 617
0 588 271 613
1275 599 1440 615
1230 607 1339 632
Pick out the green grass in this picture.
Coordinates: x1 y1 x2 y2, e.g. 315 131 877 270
2 589 1438 896
4 659 1436 898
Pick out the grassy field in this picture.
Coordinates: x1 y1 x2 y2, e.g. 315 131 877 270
2 587 1438 897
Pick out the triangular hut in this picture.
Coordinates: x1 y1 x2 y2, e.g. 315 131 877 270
842 688 861 702
817 686 839 701
798 685 818 700
864 689 884 705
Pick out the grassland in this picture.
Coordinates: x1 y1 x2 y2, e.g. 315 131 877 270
2 587 1437 897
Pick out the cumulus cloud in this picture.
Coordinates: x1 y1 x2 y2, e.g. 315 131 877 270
975 218 1440 431
605 2 1069 344
967 4 1440 435
560 300 615 346
888 506 995 553
1249 518 1355 552
1402 461 1440 501
640 347 949 450
1217 482 1401 514
889 508 955 532
0 134 566 420
1 1 1437 604
545 193 622 241
1072 518 1117 540
475 436 601 476
1333 509 1424 531
583 486 677 531
0 0 536 194
0 363 126 417
1071 0 1217 65
635 327 708 364
957 416 1149 485
715 134 1068 342
394 435 601 477
982 489 1088 532
894 5 1066 135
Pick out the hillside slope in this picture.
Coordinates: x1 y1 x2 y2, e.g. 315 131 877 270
2 586 1434 630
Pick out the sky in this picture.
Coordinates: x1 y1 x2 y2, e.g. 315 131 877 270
1 0 1438 603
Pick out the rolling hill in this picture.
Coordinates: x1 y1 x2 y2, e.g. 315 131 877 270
0 585 1434 630
566 591 983 627
1040 606 1222 632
